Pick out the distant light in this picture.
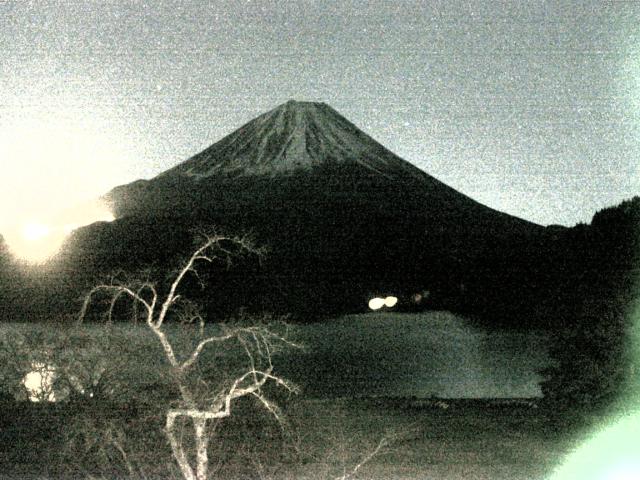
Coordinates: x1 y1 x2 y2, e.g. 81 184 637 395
368 297 385 310
384 296 398 308
368 296 398 310
411 290 430 305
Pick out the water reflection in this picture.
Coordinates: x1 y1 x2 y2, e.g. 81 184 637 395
281 312 549 398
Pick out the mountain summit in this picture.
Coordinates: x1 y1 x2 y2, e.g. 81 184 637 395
159 100 426 180
106 100 506 220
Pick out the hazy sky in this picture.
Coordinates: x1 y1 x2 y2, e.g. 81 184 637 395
1 0 639 228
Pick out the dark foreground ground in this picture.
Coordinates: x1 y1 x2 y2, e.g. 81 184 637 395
282 398 578 480
0 314 590 479
0 396 585 480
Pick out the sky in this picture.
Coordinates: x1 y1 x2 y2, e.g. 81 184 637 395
1 0 639 232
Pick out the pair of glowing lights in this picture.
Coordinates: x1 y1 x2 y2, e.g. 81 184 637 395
368 296 398 311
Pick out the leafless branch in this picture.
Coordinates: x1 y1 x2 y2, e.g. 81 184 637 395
180 332 236 371
334 437 389 480
78 232 293 480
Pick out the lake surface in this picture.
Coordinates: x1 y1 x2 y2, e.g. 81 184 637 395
279 311 549 399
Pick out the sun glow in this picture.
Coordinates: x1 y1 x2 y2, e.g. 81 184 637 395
0 103 132 263
22 222 51 242
4 200 115 263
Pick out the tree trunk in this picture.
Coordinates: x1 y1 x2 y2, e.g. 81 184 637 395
194 417 210 480
166 413 197 480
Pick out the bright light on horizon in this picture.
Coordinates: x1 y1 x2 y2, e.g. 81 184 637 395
0 101 137 238
384 296 398 307
22 222 51 242
368 296 399 311
368 297 385 310
3 200 115 263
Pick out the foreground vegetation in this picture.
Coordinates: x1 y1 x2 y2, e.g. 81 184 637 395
0 392 584 479
0 318 604 479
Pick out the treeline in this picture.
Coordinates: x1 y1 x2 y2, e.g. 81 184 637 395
0 236 16 321
430 196 639 414
538 197 639 412
462 197 639 330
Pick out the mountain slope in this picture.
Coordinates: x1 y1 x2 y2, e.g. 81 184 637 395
161 100 429 179
106 101 536 232
76 100 545 320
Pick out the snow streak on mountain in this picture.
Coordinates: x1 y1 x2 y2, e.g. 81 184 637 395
160 100 427 181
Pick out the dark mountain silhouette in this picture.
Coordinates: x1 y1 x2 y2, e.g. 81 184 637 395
104 101 538 234
57 100 552 321
1 101 637 332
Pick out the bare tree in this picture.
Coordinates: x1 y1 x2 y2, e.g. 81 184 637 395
78 233 299 480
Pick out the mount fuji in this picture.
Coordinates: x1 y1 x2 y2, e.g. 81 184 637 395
105 101 535 227
69 101 545 320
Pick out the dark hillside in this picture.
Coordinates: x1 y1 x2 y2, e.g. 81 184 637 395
539 197 640 411
61 161 543 321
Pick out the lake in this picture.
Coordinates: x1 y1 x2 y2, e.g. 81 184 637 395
279 311 550 399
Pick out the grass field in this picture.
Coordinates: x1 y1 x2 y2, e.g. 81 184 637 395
0 395 584 479
283 398 578 480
